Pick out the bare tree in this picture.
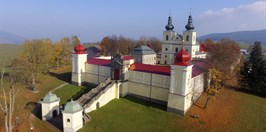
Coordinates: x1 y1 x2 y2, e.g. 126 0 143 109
0 63 19 132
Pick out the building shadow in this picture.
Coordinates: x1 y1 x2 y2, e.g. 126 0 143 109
123 95 167 111
26 101 63 131
49 71 72 83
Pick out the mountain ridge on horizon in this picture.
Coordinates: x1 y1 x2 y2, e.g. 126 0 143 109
198 29 266 44
1 29 266 45
0 30 25 44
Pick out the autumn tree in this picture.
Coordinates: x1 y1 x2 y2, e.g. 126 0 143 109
240 41 266 95
52 38 71 68
20 39 53 88
205 68 223 108
205 38 240 82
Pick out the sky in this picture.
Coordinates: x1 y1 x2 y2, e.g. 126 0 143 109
1 0 266 43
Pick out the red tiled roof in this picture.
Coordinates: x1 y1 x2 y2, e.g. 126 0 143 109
87 58 111 66
129 63 171 76
122 55 134 60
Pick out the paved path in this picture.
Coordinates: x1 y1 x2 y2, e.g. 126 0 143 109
51 83 70 92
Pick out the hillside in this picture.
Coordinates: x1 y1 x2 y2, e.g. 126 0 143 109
0 30 25 44
198 29 266 44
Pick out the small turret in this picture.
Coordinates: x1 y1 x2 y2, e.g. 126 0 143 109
174 48 191 66
74 43 85 54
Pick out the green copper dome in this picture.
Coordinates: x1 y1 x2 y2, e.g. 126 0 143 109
63 100 83 113
42 92 60 103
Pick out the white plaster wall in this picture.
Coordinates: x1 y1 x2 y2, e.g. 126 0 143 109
84 82 119 113
41 101 59 120
63 111 83 132
85 63 111 85
191 73 204 102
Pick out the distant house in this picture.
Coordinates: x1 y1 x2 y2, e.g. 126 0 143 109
85 46 101 59
130 45 157 65
240 49 249 55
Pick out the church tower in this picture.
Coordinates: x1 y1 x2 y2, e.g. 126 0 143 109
71 42 87 86
183 14 199 58
161 16 183 65
167 49 193 115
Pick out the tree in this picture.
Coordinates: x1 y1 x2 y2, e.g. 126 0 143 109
240 41 266 95
52 38 71 68
205 68 222 108
21 39 53 88
71 35 80 46
0 63 20 132
205 39 240 82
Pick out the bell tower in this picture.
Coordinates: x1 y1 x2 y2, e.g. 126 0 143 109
161 15 179 65
183 14 198 58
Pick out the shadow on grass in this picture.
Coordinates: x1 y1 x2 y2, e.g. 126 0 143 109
123 95 167 111
25 101 63 131
225 85 266 98
49 71 71 83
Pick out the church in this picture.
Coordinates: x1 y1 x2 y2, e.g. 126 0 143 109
41 14 207 132
71 14 207 115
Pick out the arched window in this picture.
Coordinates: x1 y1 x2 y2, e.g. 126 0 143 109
175 47 178 52
166 35 169 40
186 35 189 41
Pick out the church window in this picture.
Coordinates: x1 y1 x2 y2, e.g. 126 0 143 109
67 119 70 122
186 35 189 41
166 35 169 40
175 47 178 52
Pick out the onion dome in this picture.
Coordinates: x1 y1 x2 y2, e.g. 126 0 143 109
174 48 191 66
74 43 85 54
165 16 174 31
185 15 195 31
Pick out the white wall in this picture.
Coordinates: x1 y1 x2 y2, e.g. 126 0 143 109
41 101 59 121
63 111 83 132
84 82 120 113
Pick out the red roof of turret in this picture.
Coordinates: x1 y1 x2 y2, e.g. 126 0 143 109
174 48 191 66
74 43 85 54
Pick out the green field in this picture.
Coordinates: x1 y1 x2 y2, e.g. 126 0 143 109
0 44 23 64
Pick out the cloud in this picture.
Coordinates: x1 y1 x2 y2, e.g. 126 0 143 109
197 1 266 36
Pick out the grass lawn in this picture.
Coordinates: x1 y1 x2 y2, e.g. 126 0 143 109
80 88 266 132
54 85 85 105
81 96 184 132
